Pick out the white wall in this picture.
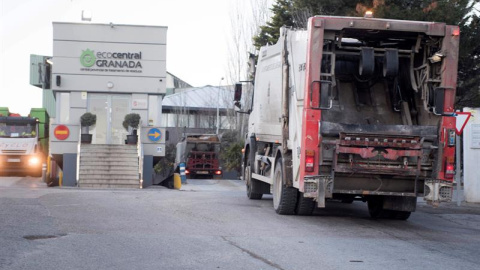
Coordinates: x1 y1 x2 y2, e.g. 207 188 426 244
463 107 480 202
52 22 167 94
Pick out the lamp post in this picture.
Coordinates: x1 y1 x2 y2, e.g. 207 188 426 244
216 77 224 134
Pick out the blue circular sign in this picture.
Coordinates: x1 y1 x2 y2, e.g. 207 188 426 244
147 128 162 142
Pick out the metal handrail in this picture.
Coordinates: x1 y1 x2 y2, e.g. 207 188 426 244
137 121 144 188
76 127 81 186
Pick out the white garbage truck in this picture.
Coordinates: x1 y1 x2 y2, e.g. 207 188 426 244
0 108 49 177
234 15 460 219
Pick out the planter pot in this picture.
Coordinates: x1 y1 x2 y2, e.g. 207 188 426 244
126 134 138 145
81 134 93 144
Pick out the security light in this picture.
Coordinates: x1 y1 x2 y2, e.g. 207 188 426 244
82 10 92 22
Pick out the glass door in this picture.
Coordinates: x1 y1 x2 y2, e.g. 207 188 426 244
89 94 109 144
88 94 131 144
111 95 130 144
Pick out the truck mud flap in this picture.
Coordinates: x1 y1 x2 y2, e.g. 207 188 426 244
304 175 333 208
424 179 453 206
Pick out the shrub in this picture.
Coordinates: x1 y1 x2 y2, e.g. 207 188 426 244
80 112 96 127
123 113 141 131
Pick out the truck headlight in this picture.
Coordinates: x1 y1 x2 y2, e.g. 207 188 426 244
28 156 40 166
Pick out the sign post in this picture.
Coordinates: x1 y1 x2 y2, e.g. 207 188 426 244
454 112 472 206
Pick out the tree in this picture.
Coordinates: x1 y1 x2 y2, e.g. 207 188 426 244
253 0 293 49
154 143 176 177
220 130 243 174
456 14 480 107
228 0 271 138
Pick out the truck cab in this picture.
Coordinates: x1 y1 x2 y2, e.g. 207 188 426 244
175 134 222 179
0 116 43 176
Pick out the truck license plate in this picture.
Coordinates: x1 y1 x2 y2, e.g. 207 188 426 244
7 159 21 162
197 171 208 174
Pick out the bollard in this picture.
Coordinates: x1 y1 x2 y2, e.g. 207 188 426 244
173 173 182 189
180 162 187 184
41 163 47 183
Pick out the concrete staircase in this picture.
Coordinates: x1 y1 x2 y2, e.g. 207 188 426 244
78 144 140 188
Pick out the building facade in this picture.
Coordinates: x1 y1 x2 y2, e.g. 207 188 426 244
49 22 168 187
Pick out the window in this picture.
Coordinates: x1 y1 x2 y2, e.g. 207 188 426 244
188 114 196 128
199 115 215 129
165 113 177 127
220 116 233 129
58 92 70 123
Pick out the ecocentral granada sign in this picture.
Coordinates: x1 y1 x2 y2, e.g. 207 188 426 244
80 49 143 73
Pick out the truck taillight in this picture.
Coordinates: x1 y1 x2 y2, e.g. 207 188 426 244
305 150 315 172
444 155 455 179
185 169 190 174
445 163 455 179
214 170 222 175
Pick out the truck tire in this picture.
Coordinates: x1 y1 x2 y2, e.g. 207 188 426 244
359 47 375 76
295 192 315 216
368 197 411 220
341 198 354 204
390 210 411 220
367 196 385 218
273 158 297 215
245 161 263 200
383 49 399 77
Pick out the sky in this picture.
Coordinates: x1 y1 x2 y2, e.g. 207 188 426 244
1 0 260 115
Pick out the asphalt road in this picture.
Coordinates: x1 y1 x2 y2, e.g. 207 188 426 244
1 176 480 270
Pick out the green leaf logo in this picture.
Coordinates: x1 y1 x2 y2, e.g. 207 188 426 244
80 49 96 67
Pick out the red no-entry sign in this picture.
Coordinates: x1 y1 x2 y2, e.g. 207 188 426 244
54 125 70 140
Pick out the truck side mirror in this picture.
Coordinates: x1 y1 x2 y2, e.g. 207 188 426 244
433 87 455 115
234 83 242 109
312 80 333 110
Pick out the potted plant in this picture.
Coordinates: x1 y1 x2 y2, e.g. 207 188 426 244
80 112 96 144
123 113 141 144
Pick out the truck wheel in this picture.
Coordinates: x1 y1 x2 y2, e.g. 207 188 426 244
383 49 399 77
295 192 315 216
341 198 354 204
359 47 375 76
273 158 297 215
367 197 385 218
390 210 411 220
245 161 263 200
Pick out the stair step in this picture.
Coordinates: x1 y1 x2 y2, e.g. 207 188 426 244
80 158 138 163
79 161 139 166
79 174 139 179
79 179 139 185
80 153 138 158
79 169 138 175
81 144 137 149
79 168 138 173
78 184 140 189
79 165 138 169
81 149 137 154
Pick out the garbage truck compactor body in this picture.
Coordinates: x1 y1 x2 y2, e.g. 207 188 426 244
238 16 460 218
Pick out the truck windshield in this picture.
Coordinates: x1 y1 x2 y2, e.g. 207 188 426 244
0 122 37 138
